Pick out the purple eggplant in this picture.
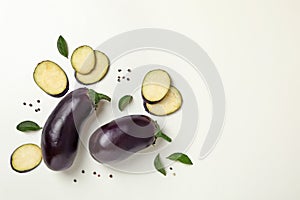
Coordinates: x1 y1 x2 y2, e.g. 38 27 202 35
89 115 171 164
41 88 110 171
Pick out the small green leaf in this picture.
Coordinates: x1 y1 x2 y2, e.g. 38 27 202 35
57 35 68 58
154 154 166 176
167 153 193 165
155 131 172 142
16 121 42 132
118 95 133 111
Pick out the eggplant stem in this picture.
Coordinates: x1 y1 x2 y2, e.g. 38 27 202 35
155 131 172 143
88 89 111 109
154 121 172 143
96 93 111 102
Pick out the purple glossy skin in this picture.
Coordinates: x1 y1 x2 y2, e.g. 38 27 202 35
89 115 156 164
41 88 93 171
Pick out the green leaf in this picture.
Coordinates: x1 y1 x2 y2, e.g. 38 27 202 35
16 121 42 132
167 153 193 165
155 131 172 142
57 35 68 58
118 95 133 111
154 154 166 176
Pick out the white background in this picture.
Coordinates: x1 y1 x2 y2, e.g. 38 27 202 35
0 0 300 199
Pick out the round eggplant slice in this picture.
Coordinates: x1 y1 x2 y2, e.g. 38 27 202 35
33 60 69 97
71 45 96 75
144 86 182 116
142 69 171 103
75 50 110 85
10 143 42 173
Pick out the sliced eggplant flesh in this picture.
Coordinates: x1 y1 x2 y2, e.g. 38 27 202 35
33 60 69 97
75 50 110 85
11 143 42 173
71 45 96 75
142 69 171 103
144 86 182 116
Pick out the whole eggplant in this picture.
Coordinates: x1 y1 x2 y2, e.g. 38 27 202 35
41 88 110 171
89 115 170 164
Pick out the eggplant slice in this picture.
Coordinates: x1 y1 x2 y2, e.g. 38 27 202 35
71 45 96 75
75 50 110 85
11 143 42 173
33 60 69 97
142 69 171 103
144 86 182 116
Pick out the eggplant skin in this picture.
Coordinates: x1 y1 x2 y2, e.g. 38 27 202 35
89 115 156 164
143 101 150 113
41 88 93 171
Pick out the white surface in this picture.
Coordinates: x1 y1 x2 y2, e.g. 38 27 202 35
1 0 300 199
